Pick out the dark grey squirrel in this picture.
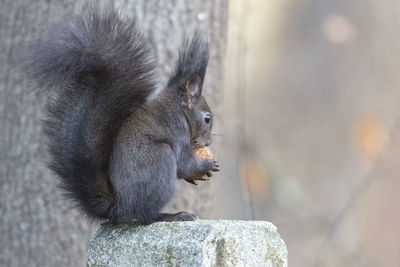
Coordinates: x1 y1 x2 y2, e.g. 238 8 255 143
27 4 220 225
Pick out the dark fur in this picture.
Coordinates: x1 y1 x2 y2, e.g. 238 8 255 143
168 31 208 89
28 4 218 224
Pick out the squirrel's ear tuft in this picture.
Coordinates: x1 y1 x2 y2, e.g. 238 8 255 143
185 76 202 108
168 31 209 101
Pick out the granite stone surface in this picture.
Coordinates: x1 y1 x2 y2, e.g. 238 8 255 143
87 220 288 267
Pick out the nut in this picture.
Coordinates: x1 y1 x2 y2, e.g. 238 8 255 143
193 146 213 159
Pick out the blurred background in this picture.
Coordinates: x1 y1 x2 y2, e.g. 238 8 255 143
1 0 400 266
217 1 400 267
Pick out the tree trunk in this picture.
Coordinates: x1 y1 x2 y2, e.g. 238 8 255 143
0 1 228 266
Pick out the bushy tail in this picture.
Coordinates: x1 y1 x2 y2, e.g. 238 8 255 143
27 4 157 221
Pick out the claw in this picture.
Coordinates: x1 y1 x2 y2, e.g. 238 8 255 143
211 161 220 172
184 178 198 185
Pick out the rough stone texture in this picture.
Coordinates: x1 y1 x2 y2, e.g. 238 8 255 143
87 220 287 267
0 1 227 266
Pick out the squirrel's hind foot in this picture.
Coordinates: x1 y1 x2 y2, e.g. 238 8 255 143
155 211 198 222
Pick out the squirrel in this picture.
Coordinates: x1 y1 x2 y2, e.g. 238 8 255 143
27 4 220 225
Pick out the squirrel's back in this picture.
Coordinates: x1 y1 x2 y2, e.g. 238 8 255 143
27 4 157 221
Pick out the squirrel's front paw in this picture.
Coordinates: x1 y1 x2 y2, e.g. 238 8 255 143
199 159 220 178
184 176 209 185
184 160 220 185
204 159 220 173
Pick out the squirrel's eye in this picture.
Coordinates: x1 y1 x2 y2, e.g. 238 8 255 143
204 113 211 124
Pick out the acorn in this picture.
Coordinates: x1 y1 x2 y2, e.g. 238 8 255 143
193 146 213 159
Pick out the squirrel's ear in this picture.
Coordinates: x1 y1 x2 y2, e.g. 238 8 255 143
185 76 202 108
168 31 209 104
